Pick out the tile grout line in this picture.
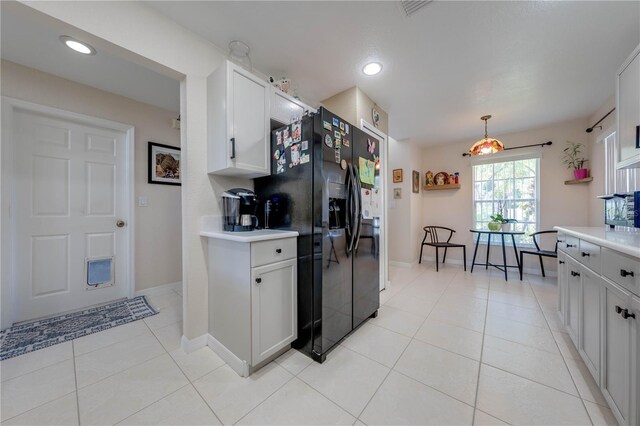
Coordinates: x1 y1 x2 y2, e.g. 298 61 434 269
527 275 597 426
353 267 461 422
71 341 81 425
470 274 492 425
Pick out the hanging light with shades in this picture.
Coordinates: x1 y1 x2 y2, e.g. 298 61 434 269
468 115 504 156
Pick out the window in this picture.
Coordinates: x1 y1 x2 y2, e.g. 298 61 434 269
472 157 539 244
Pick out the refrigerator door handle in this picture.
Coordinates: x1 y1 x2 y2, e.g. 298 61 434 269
345 165 356 254
352 164 363 251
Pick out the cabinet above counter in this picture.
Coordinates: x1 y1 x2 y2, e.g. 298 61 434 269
207 60 315 178
553 226 640 259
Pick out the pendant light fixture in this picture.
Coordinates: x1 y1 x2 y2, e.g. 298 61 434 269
468 115 504 156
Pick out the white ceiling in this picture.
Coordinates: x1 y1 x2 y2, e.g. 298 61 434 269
146 0 639 145
1 3 180 112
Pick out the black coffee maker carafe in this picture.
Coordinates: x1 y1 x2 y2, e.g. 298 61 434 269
222 188 258 232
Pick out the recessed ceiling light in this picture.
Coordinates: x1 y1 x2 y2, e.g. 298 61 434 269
362 62 382 76
59 36 96 55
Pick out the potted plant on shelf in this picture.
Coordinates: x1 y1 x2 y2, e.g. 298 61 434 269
562 141 589 180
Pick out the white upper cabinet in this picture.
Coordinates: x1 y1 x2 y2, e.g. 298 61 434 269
270 86 308 125
208 60 271 177
617 43 640 169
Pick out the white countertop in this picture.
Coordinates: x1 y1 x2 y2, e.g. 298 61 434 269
200 229 299 243
554 226 640 259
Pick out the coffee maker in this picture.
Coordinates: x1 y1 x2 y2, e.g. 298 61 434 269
222 188 259 232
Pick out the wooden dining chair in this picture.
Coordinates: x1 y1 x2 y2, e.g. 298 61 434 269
519 230 558 280
419 226 466 272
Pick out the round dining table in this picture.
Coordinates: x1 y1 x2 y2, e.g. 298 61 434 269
469 229 525 281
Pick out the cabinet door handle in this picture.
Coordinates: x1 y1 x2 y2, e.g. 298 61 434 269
255 277 262 284
581 252 590 257
622 310 636 320
230 137 236 160
566 244 575 248
276 248 282 254
570 271 580 277
616 305 636 319
559 260 565 265
620 269 635 278
557 239 565 244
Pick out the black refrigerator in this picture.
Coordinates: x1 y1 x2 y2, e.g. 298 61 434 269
254 107 380 363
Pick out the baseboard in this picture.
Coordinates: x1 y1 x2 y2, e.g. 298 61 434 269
135 281 181 297
419 255 557 277
389 260 418 268
180 333 207 354
207 334 250 377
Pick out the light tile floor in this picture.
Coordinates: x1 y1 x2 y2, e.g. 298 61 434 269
1 264 619 425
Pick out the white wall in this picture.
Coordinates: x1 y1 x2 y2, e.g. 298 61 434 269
1 60 182 291
19 1 248 340
388 138 424 265
414 117 591 272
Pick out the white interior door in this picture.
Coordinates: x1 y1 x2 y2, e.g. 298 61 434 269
12 107 130 322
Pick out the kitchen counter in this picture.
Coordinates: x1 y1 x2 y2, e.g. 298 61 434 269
553 226 640 258
200 229 299 243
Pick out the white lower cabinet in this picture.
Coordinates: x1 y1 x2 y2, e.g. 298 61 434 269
557 251 567 324
557 231 638 425
602 279 632 425
206 234 298 376
566 257 581 346
251 259 297 365
579 265 602 383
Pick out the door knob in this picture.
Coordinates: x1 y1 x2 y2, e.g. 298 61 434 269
255 278 262 285
116 220 126 228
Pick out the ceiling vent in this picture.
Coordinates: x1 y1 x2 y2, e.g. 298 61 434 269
400 0 432 17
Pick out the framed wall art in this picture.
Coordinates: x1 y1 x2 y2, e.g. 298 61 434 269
392 168 403 183
412 170 420 193
148 142 181 186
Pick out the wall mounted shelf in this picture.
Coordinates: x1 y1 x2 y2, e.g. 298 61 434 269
424 184 461 191
564 177 593 185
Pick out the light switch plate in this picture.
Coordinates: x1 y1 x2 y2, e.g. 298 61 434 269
138 196 148 207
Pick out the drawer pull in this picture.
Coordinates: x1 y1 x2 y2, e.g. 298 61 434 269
566 244 575 248
570 271 580 277
255 278 262 284
276 248 282 254
559 260 565 265
615 305 636 319
581 252 590 257
557 239 565 243
620 269 635 278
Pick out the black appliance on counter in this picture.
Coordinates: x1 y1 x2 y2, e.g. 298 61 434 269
222 188 259 232
598 191 640 228
255 107 380 363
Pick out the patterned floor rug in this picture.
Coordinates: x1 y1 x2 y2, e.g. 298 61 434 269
0 296 157 360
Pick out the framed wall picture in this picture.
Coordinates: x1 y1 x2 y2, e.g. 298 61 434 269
393 188 402 199
392 168 403 183
148 142 181 185
412 170 419 193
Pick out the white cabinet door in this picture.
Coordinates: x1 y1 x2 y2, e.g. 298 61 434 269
566 257 582 346
579 265 602 383
630 296 639 426
271 87 305 125
207 60 270 177
229 66 270 175
617 45 640 168
602 279 632 425
558 252 568 325
251 258 297 365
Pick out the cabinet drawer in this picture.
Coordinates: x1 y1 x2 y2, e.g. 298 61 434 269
602 248 640 295
559 235 580 258
251 237 296 267
578 240 601 274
